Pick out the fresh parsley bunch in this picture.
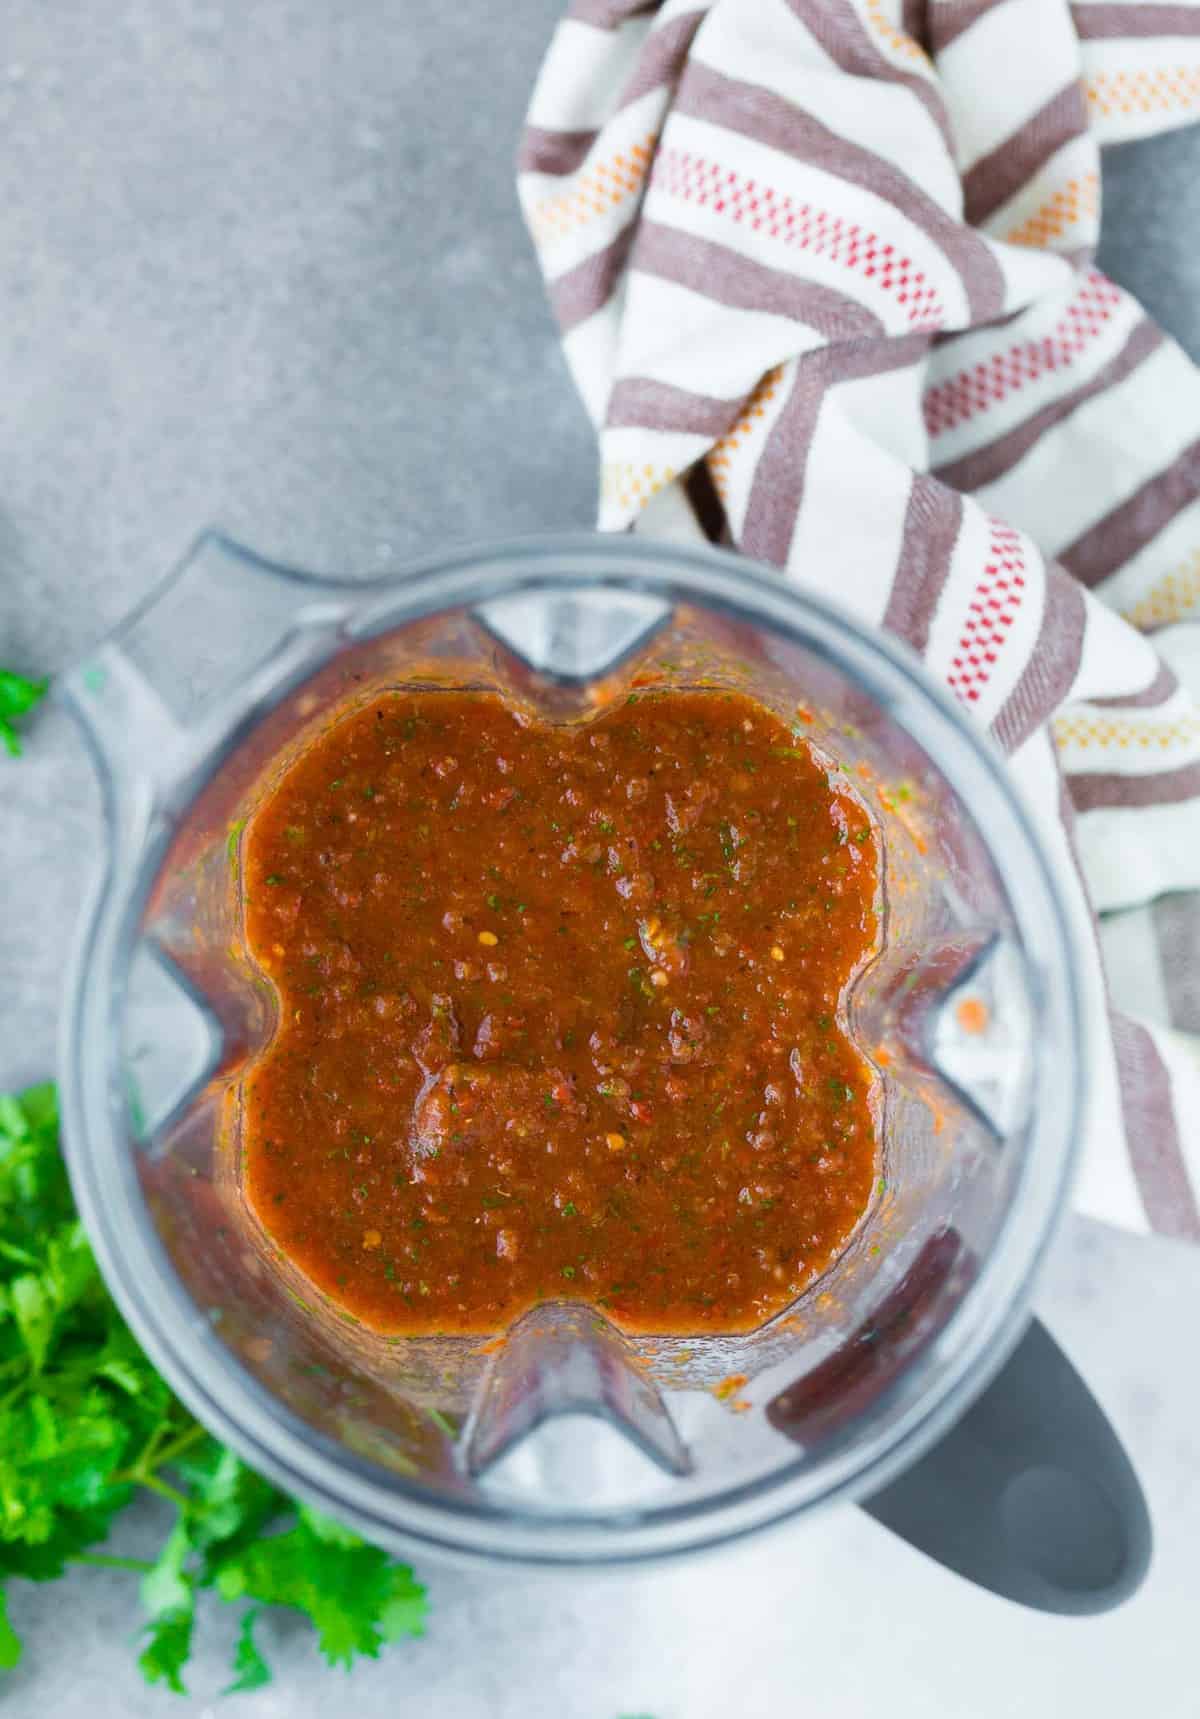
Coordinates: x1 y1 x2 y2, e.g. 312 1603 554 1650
0 1083 427 1694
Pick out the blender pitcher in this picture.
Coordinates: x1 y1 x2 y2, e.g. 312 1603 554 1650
58 531 1149 1607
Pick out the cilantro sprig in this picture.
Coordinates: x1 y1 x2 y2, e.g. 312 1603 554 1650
0 1083 427 1694
0 669 47 756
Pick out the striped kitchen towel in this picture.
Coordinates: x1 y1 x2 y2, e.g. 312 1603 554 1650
518 0 1200 1237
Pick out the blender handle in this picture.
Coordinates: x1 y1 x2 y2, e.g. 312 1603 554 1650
859 1317 1152 1613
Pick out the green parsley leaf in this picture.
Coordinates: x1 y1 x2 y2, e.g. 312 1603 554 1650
0 669 48 757
9 1274 54 1373
141 1520 194 1619
213 1507 427 1668
138 1608 194 1696
0 1588 21 1669
378 1564 429 1643
224 1606 271 1695
298 1501 365 1548
175 1439 284 1556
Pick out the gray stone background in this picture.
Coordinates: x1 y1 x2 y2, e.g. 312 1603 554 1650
0 3 1197 1714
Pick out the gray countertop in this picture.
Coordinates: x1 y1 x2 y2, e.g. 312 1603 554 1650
0 3 1197 1713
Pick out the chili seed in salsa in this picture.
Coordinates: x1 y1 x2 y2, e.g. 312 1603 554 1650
241 688 879 1336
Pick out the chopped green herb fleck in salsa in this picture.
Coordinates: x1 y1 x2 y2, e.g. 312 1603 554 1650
243 690 879 1336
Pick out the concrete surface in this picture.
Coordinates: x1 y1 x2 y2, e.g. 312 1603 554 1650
0 2 1197 1714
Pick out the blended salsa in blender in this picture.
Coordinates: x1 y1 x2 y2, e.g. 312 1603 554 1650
241 687 879 1335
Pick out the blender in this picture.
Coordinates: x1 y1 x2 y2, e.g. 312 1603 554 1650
58 530 1149 1608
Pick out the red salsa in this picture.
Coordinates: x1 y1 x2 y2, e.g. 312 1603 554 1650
242 689 879 1335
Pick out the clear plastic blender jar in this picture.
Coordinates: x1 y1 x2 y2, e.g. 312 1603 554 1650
58 531 1143 1598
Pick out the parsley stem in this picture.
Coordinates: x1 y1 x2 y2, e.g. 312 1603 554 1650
149 1421 208 1474
122 1471 190 1511
70 1552 154 1574
118 1413 205 1495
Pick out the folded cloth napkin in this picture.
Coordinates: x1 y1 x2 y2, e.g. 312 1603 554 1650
518 0 1200 1238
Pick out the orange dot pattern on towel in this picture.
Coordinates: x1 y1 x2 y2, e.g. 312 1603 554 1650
1004 173 1099 250
601 458 678 518
707 366 785 504
864 0 932 68
1087 66 1200 123
1053 712 1200 752
529 134 657 243
1120 549 1200 632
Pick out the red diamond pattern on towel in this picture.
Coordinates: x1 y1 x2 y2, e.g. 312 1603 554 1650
946 521 1028 704
652 146 945 330
923 269 1122 437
